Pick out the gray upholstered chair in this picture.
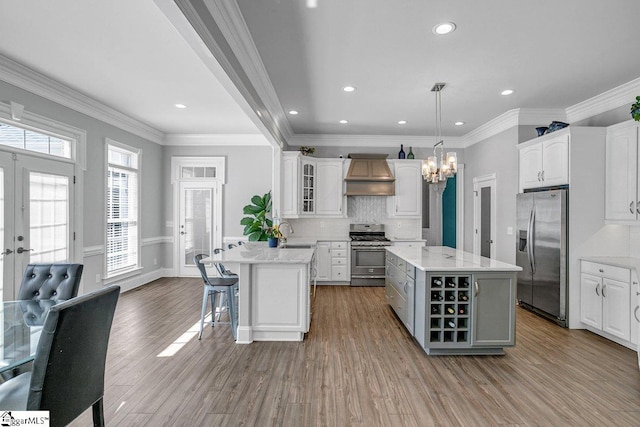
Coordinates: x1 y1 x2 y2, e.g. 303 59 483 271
18 263 83 302
194 254 238 340
0 285 120 426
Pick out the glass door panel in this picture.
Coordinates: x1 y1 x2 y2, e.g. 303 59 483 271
178 181 218 276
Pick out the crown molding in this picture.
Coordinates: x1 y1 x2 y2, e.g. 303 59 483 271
0 55 164 144
461 109 520 147
566 76 640 124
288 134 466 149
209 0 294 142
163 133 269 146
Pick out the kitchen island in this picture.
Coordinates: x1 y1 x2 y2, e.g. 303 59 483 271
385 246 522 355
206 243 315 343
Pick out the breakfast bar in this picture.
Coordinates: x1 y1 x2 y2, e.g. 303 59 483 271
385 245 522 355
206 243 315 343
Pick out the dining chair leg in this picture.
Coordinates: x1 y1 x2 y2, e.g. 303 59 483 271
92 397 105 427
198 286 209 340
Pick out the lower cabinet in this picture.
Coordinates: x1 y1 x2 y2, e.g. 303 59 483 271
316 241 350 282
580 261 632 345
385 254 516 355
385 252 415 333
472 274 516 347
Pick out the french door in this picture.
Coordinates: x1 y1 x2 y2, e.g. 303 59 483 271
177 181 221 276
0 151 74 300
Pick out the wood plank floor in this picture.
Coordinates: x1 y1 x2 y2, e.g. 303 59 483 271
70 278 640 426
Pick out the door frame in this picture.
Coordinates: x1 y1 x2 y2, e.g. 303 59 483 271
171 156 225 277
473 173 497 258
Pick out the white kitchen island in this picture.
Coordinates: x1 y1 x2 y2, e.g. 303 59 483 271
385 246 522 355
205 243 315 343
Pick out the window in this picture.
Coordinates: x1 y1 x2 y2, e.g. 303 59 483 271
106 142 140 275
0 121 71 158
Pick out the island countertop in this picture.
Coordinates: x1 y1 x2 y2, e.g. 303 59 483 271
386 245 522 272
206 242 314 264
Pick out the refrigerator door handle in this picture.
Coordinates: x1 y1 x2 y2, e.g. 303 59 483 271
529 208 536 274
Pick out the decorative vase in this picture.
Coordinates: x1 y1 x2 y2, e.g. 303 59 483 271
536 126 548 137
407 147 415 159
268 237 278 247
398 144 406 159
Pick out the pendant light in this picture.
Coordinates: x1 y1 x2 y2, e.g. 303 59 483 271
422 83 457 183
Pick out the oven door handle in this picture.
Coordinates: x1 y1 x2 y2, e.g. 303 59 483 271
351 247 387 251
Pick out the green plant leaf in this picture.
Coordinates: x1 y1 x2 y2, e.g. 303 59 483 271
251 195 264 207
240 217 255 226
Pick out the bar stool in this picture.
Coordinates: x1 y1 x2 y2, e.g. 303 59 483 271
194 254 239 340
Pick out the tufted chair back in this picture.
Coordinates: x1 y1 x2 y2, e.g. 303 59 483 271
18 264 83 302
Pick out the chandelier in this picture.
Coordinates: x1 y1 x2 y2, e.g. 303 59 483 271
422 83 457 183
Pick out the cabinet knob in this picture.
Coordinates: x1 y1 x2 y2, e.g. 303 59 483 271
598 269 604 273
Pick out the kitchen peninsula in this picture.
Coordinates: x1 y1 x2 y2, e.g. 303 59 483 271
386 246 522 355
206 243 315 343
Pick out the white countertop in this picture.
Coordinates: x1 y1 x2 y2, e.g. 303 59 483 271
581 256 640 272
204 242 314 264
386 245 522 272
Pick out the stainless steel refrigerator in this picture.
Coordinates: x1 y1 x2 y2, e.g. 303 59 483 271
516 189 568 326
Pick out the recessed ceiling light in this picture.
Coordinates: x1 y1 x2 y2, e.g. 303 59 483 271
288 110 299 115
455 121 465 126
501 89 514 96
433 22 456 35
342 86 356 93
339 120 348 124
175 104 187 109
398 120 407 125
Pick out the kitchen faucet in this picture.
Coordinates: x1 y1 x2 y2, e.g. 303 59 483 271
278 221 294 243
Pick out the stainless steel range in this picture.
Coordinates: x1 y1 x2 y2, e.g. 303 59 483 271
350 224 392 287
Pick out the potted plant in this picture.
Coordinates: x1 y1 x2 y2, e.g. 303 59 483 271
299 146 315 156
631 96 640 121
266 224 281 247
240 191 272 241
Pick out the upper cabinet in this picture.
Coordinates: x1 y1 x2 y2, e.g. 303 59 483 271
281 152 346 218
387 160 422 217
605 122 640 222
518 133 569 190
315 159 345 216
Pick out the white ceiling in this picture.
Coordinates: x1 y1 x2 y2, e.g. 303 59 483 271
1 1 639 144
0 0 259 136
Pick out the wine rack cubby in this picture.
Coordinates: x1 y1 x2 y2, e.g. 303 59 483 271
428 274 471 345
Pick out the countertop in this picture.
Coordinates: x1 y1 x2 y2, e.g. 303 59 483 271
386 245 522 272
581 256 640 272
204 242 314 264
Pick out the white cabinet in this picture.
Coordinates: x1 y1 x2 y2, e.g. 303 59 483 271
315 242 331 281
580 261 631 343
315 159 345 216
281 152 299 217
301 159 315 214
605 123 640 222
316 241 350 282
280 153 345 218
519 134 569 190
387 160 422 217
631 271 639 347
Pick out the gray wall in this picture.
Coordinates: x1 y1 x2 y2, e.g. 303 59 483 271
161 145 273 244
0 80 165 294
463 127 521 263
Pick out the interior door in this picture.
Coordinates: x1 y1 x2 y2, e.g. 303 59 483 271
0 152 74 300
178 181 220 276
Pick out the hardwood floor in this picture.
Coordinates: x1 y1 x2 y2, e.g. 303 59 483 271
71 278 640 426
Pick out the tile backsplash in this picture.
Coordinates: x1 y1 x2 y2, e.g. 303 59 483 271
347 196 387 223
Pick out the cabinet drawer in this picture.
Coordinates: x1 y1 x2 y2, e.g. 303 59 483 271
332 249 347 258
331 241 348 249
332 257 347 266
386 252 397 267
582 261 630 282
396 258 406 271
405 264 415 279
332 265 348 281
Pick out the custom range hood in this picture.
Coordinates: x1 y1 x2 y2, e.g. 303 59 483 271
344 154 395 196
